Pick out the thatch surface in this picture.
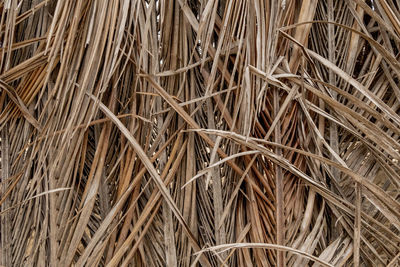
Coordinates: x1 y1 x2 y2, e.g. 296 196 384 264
1 0 400 266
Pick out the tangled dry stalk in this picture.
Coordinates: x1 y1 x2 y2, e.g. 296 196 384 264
1 0 400 266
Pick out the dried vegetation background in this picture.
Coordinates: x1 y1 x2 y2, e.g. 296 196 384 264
1 0 400 266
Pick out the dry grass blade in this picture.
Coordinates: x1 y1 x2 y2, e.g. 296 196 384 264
196 243 334 267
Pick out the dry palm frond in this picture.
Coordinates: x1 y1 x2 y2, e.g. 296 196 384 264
1 0 400 266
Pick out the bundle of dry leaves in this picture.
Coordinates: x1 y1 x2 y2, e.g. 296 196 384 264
1 0 400 266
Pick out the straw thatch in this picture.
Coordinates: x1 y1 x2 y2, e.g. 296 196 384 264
1 0 400 266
